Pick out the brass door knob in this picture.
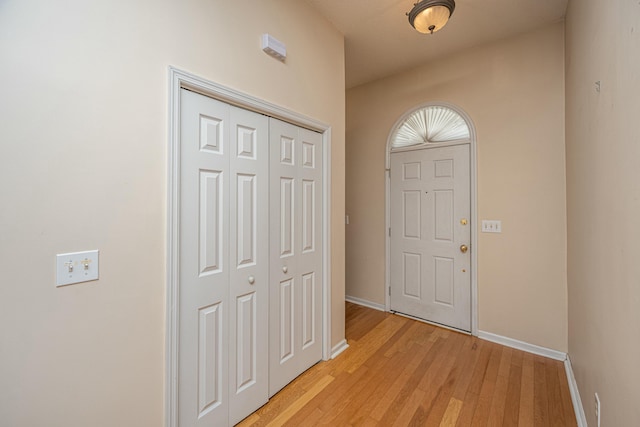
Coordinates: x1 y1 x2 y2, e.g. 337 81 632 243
460 244 468 253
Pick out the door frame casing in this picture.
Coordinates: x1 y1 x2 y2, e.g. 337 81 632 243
384 101 478 336
166 67 332 427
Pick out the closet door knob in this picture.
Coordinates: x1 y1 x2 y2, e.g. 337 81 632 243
282 266 288 274
248 276 255 285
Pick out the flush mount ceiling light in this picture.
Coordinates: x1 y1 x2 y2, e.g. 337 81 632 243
407 0 456 35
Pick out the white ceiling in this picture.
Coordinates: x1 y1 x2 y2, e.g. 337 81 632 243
305 0 568 88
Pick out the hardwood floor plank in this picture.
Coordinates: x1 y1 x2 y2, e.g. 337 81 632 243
534 356 551 426
378 332 459 425
422 334 470 426
384 320 433 357
470 343 503 426
370 320 416 362
392 388 427 427
486 347 513 426
557 362 578 426
240 381 307 426
300 408 325 425
345 302 390 342
518 351 535 427
465 340 494 396
337 315 407 375
369 341 434 422
283 366 369 426
315 364 384 423
546 359 568 427
360 416 382 427
329 341 418 424
439 397 464 427
502 349 523 426
453 340 493 426
242 304 576 427
346 343 425 425
451 338 483 402
265 374 334 427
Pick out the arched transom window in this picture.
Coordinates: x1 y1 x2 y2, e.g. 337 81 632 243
391 105 470 149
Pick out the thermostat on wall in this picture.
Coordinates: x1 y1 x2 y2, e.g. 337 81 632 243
261 34 286 62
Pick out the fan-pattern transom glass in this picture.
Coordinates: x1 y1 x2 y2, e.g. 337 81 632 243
391 106 470 149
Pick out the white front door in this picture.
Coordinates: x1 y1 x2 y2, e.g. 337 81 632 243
178 89 269 426
269 118 323 396
390 144 471 331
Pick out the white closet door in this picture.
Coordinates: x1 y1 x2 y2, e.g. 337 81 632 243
269 118 323 397
228 106 269 424
179 89 230 426
179 89 269 426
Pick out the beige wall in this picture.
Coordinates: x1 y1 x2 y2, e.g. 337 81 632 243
566 0 640 424
0 1 345 426
346 23 567 352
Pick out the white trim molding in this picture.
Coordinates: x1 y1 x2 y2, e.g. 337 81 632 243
345 295 386 312
166 67 334 427
330 339 349 359
564 355 587 427
478 331 567 361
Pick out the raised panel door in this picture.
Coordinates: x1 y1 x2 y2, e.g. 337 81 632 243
179 90 269 426
228 106 269 425
390 144 471 331
179 89 230 426
268 119 322 397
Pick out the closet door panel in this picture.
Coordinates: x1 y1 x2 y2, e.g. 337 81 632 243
179 89 230 427
179 91 269 427
229 106 269 425
269 119 322 397
296 128 323 366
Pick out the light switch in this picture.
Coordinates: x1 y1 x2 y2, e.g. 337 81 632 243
56 250 99 287
481 220 502 233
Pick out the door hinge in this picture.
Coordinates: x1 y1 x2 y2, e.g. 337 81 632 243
388 287 391 296
389 228 391 237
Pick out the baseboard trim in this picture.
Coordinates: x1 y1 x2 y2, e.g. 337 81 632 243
330 339 349 359
564 355 587 427
478 331 567 361
345 295 386 312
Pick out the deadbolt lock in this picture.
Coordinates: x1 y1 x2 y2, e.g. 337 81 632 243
460 218 468 225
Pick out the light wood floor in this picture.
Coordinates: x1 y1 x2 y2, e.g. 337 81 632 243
238 302 577 426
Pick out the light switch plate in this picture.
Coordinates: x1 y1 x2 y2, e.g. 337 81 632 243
481 220 502 233
56 250 99 287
